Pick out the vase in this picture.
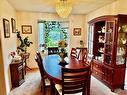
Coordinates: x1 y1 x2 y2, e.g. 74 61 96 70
59 57 68 66
61 57 65 62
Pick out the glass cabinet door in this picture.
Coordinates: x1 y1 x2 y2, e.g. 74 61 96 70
104 21 115 64
116 24 127 65
88 24 94 55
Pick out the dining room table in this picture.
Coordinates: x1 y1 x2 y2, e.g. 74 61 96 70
43 54 91 95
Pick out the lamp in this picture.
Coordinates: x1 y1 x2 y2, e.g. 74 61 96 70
56 0 72 18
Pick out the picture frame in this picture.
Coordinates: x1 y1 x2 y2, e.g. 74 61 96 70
11 18 16 33
73 28 81 36
3 18 10 38
22 25 32 34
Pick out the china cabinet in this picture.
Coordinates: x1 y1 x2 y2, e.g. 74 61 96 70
88 15 127 91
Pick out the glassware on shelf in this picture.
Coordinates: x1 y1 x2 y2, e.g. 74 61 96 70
98 31 101 33
116 56 125 65
101 26 106 33
118 33 126 44
121 25 127 32
107 28 112 33
117 47 125 56
122 39 126 44
98 35 105 43
95 55 103 62
98 47 104 53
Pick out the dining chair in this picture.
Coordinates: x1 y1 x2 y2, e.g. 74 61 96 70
35 52 50 95
48 47 59 55
82 48 88 63
55 66 91 95
70 48 77 58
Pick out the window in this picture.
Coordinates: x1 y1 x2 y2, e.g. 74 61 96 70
38 21 69 51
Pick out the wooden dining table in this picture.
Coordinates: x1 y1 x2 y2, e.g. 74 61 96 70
43 54 91 95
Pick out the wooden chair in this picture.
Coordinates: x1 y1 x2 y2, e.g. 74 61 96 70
55 66 91 95
82 48 88 63
76 48 88 63
35 52 50 95
70 48 77 58
48 47 58 55
21 52 30 74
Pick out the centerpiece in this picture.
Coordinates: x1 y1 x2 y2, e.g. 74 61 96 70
58 40 68 66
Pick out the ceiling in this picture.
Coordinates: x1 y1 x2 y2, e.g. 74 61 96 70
7 0 117 15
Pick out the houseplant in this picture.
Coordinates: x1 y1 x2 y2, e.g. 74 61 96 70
17 32 33 53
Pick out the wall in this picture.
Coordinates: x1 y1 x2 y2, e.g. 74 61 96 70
16 11 86 68
0 0 16 94
86 0 127 22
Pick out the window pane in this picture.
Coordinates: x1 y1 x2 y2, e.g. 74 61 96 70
38 21 69 49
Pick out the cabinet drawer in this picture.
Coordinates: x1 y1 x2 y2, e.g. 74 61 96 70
92 63 102 71
93 68 103 79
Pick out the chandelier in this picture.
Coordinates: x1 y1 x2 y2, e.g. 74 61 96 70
56 0 72 18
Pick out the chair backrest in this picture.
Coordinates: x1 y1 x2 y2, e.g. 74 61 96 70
36 51 42 62
34 53 44 79
62 66 91 95
82 48 88 63
70 48 77 58
48 47 58 55
76 48 88 63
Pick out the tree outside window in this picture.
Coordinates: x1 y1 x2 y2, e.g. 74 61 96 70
38 21 69 51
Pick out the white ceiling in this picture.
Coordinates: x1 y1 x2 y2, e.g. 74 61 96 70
7 0 117 14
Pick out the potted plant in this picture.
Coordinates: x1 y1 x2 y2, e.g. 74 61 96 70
17 32 33 53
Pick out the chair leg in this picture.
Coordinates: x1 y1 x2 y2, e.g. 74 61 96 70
41 79 46 95
41 84 42 92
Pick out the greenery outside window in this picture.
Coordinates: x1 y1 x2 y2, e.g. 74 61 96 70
38 20 69 51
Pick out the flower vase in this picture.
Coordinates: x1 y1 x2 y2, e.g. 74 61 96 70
61 57 65 62
59 57 68 66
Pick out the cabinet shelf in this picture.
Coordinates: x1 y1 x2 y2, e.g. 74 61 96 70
98 42 105 44
117 44 126 46
97 32 105 34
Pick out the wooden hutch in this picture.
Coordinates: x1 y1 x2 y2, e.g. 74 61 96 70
88 14 127 91
10 60 25 88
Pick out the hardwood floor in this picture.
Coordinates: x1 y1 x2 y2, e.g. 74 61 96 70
9 68 127 95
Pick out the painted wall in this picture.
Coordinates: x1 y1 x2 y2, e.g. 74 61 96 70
16 11 86 68
0 0 16 94
86 0 127 22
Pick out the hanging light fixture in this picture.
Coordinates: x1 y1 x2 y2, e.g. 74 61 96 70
56 0 72 18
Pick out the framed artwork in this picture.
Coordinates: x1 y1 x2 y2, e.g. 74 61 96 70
73 28 81 36
11 18 16 33
22 25 32 34
3 18 10 38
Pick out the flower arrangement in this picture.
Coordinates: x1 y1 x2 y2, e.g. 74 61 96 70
10 51 21 61
10 51 16 58
58 40 68 58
